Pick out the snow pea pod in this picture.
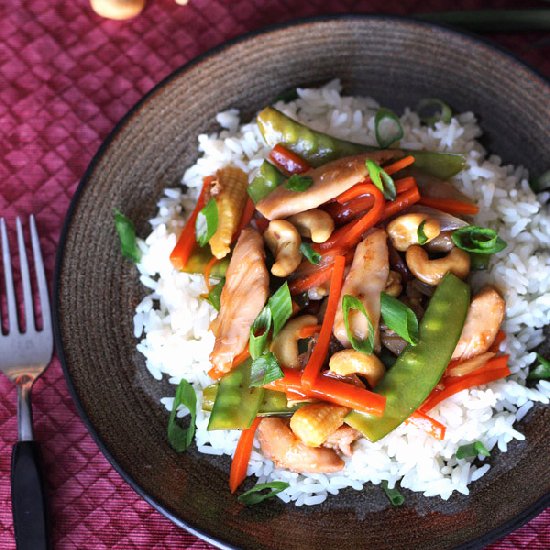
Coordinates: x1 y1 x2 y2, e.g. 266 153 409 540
248 161 285 204
257 107 465 179
203 385 303 417
207 359 264 430
346 273 470 442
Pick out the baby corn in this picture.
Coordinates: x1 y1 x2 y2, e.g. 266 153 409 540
290 404 349 447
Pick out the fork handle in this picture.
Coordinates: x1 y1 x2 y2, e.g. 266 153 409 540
11 441 49 550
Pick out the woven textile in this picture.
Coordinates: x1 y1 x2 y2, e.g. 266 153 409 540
0 0 548 548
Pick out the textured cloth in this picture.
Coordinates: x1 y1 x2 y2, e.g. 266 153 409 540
0 0 548 548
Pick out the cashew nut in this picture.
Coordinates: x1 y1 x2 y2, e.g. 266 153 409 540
387 213 441 252
287 209 334 243
406 245 470 286
329 349 385 388
271 315 318 368
264 220 302 277
384 270 402 297
90 0 144 20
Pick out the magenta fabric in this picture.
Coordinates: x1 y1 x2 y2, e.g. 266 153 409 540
0 0 548 548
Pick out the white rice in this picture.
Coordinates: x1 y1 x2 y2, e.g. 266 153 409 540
133 80 550 504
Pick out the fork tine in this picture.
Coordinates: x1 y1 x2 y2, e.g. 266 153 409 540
1 218 19 333
29 215 51 333
17 217 34 332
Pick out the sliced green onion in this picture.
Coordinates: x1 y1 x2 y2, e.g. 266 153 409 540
167 379 197 452
530 169 550 193
268 282 293 337
205 277 225 311
417 98 452 126
249 307 272 360
417 220 428 245
250 352 284 387
380 292 419 346
527 353 550 381
114 209 142 263
381 481 405 506
342 294 374 354
237 481 290 506
470 252 491 271
365 159 396 201
285 174 313 192
456 441 490 459
374 108 404 149
195 198 219 247
452 226 507 254
300 242 321 265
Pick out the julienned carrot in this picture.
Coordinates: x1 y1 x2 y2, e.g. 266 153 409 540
233 198 255 243
208 345 250 380
170 177 211 270
407 410 447 440
382 185 421 220
266 368 386 416
229 417 262 493
289 265 333 295
489 330 506 353
268 144 311 175
324 195 376 225
297 324 323 339
203 256 219 292
418 196 479 216
421 356 510 412
383 154 415 176
301 256 346 388
317 185 385 252
394 176 417 194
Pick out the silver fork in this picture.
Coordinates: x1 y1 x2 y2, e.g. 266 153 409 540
0 216 52 550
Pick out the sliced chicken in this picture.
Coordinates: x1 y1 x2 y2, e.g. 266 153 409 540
256 150 400 220
209 228 269 375
322 426 362 457
452 286 505 361
257 418 344 473
333 229 389 351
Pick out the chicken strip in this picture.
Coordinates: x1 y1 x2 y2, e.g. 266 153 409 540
209 228 269 375
333 229 389 351
451 286 505 361
256 151 400 220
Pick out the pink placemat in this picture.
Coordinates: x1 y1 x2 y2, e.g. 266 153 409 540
0 1 548 548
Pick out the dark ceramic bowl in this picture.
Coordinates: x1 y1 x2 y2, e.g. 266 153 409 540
55 15 550 550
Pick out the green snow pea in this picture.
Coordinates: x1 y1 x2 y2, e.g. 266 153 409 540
257 107 465 179
207 359 264 430
345 273 470 441
248 161 285 204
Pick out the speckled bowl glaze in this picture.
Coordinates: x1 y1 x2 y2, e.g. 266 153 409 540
55 15 550 550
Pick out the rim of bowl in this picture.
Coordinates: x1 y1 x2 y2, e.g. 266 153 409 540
53 13 550 550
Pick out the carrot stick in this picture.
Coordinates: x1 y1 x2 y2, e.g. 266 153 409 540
421 357 510 412
418 196 479 216
229 417 262 493
301 256 346 389
266 368 386 416
394 176 417 194
289 264 333 295
170 177 211 270
324 195 376 225
489 330 506 353
232 198 255 243
297 324 323 339
203 256 219 292
268 144 311 175
383 155 415 176
381 185 421 220
408 410 447 440
317 185 385 252
336 184 372 204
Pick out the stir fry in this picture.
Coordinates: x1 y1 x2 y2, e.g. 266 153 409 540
160 106 511 498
